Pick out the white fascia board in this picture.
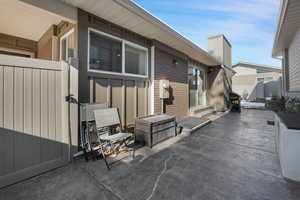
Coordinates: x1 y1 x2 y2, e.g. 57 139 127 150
272 0 289 57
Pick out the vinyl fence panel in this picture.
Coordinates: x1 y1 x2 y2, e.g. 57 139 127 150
0 55 73 188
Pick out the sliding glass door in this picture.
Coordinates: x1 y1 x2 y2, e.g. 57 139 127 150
188 67 206 109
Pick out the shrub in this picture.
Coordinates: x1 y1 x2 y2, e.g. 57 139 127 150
286 97 300 113
266 96 300 113
266 96 286 112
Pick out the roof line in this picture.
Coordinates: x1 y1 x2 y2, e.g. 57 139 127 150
113 0 220 65
208 34 232 47
272 0 289 57
232 62 282 72
221 64 236 74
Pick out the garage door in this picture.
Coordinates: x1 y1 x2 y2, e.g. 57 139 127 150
0 55 71 188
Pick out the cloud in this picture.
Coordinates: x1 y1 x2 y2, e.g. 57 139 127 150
153 0 279 20
199 0 279 20
134 0 281 66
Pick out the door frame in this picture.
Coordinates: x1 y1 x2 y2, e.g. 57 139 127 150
188 65 207 110
59 28 75 61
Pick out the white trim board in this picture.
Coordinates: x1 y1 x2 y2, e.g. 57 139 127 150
60 28 75 61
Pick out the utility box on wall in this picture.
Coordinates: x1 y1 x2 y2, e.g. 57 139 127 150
159 79 170 99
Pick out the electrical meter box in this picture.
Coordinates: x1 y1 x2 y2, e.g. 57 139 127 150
159 80 170 99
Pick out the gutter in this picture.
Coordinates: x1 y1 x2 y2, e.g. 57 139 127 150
113 0 220 65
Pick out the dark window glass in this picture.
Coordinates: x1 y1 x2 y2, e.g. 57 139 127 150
89 32 122 73
189 67 205 108
125 44 146 75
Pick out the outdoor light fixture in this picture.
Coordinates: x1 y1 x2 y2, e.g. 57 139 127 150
172 59 178 65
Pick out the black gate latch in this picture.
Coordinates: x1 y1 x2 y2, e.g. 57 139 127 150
65 94 78 104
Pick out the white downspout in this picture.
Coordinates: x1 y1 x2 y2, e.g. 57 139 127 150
150 46 155 115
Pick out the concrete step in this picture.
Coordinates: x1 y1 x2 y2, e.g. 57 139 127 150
177 117 211 134
190 106 216 118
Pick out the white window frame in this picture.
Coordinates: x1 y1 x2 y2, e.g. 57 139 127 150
88 28 149 78
60 28 75 61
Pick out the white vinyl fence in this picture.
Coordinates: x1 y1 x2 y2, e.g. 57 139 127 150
0 55 77 188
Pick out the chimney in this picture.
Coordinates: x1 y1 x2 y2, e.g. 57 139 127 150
208 34 232 68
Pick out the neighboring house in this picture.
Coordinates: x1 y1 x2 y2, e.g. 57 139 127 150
272 0 300 98
232 62 282 101
0 0 233 187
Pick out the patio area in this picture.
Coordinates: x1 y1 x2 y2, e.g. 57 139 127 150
1 109 300 200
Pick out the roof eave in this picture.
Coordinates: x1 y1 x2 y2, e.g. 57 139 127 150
113 0 220 66
272 0 289 58
232 62 282 73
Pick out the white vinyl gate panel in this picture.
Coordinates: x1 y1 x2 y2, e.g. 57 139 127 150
0 55 70 188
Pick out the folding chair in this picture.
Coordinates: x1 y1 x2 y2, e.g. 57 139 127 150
93 108 134 170
80 103 109 161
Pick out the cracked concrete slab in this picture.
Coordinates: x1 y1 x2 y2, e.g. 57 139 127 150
1 109 300 200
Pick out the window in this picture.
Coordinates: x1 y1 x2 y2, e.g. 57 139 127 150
125 44 147 75
257 77 273 83
88 29 148 77
264 77 273 82
188 67 206 108
89 32 122 73
256 69 272 74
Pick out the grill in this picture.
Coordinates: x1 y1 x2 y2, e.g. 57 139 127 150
135 114 176 148
229 92 241 112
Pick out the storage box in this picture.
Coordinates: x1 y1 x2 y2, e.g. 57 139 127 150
135 114 176 147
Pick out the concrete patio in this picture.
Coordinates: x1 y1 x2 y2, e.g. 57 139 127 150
1 109 300 200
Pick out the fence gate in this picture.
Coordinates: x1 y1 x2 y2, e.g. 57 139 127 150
0 55 72 188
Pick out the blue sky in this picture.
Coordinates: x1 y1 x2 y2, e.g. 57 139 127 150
133 0 281 67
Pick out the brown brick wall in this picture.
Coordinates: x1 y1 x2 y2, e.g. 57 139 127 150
154 47 188 119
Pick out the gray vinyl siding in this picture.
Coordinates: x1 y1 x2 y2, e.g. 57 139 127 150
288 28 300 92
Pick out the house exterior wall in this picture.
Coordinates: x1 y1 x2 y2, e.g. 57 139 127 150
153 41 189 119
207 35 233 111
208 36 223 64
37 25 58 60
233 66 257 75
232 72 282 100
0 33 37 57
77 9 151 127
208 35 232 68
223 39 232 68
282 49 289 95
207 67 231 111
288 28 300 93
